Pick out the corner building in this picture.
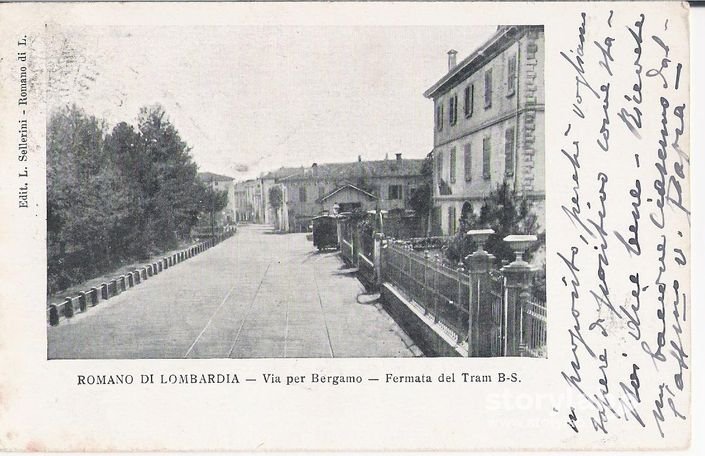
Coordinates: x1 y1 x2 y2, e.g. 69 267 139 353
424 25 545 236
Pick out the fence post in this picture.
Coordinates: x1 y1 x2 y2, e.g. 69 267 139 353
373 233 384 288
422 250 429 315
465 229 496 357
456 261 465 343
432 254 441 322
501 235 537 357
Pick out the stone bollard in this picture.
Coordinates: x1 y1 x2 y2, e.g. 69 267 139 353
64 297 74 318
152 262 159 274
141 268 148 280
89 287 99 306
110 279 119 295
501 235 537 357
119 276 126 292
49 304 60 326
163 258 169 269
78 291 87 312
147 265 153 277
128 273 134 287
157 261 163 272
101 283 109 300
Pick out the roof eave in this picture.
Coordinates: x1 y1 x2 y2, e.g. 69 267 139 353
423 25 525 100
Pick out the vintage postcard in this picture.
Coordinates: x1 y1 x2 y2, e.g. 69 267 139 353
0 1 692 451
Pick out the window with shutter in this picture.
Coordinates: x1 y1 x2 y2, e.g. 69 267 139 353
483 137 491 180
464 84 474 117
437 151 443 182
436 104 444 131
388 185 403 200
448 97 453 125
450 147 457 183
464 143 472 181
484 69 493 109
448 94 458 125
505 127 515 177
507 53 517 96
299 186 307 203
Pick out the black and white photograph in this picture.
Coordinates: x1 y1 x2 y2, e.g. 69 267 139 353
45 24 547 359
0 0 695 451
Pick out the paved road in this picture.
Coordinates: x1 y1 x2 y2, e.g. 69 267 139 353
48 225 420 359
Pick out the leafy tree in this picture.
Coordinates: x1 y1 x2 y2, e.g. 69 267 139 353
268 185 283 228
47 105 134 290
195 184 229 235
408 153 434 235
445 183 543 265
47 104 216 294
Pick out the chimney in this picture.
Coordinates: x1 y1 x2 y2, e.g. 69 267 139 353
396 153 402 162
358 155 362 162
447 49 458 71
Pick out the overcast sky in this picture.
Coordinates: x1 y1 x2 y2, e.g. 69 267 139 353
47 25 496 180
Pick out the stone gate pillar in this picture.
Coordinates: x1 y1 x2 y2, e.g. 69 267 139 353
465 229 495 357
501 235 537 356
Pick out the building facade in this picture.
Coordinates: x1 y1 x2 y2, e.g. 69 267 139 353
424 25 545 236
198 171 237 225
277 154 426 232
233 179 264 223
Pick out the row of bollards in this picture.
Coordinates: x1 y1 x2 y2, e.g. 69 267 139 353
47 230 235 326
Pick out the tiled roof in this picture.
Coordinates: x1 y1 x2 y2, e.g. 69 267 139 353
280 158 425 182
260 166 305 180
424 25 542 99
198 171 234 182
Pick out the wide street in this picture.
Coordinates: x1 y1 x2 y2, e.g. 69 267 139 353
48 225 421 359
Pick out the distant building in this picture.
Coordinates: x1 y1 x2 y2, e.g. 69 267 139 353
319 184 377 215
233 179 263 223
258 166 303 231
276 154 426 232
197 171 236 224
424 25 545 235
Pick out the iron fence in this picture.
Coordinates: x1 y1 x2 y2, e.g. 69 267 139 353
382 242 471 342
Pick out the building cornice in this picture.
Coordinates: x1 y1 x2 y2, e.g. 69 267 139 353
433 191 545 203
433 104 545 149
423 25 543 100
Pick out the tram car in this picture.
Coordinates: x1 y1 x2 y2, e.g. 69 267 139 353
311 215 339 251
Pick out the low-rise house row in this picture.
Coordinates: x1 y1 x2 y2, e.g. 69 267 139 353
260 154 426 232
424 25 545 236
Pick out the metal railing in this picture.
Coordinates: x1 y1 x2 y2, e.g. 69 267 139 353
382 242 471 342
337 223 547 358
522 298 547 357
